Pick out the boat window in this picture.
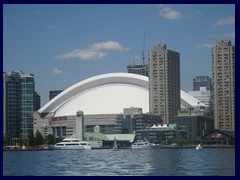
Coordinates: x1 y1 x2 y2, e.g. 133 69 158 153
65 143 79 146
62 140 71 142
56 144 64 146
72 140 80 142
80 143 87 145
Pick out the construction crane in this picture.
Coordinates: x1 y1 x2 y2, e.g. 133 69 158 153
142 31 145 64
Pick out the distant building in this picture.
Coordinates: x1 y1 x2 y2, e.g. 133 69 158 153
34 91 41 111
126 64 148 77
3 71 35 140
193 76 212 91
188 87 211 109
117 107 162 140
149 44 180 124
49 90 63 101
212 40 235 131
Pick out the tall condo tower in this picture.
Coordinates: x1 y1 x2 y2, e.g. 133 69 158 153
149 44 180 124
212 40 235 131
3 71 35 139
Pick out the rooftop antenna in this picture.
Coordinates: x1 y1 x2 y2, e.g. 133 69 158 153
142 31 145 64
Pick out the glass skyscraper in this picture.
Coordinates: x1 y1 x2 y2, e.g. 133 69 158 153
3 71 35 139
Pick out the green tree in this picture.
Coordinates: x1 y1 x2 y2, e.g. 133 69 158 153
44 134 56 145
3 136 10 146
35 130 44 145
22 138 28 146
28 131 35 147
18 138 23 146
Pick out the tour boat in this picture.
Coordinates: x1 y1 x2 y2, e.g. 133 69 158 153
51 138 91 150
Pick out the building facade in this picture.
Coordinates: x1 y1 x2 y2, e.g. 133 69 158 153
49 90 63 101
3 72 22 139
149 44 181 124
34 91 41 111
126 64 148 77
177 115 214 140
117 107 162 140
193 76 212 91
212 40 235 131
3 71 35 139
141 124 177 144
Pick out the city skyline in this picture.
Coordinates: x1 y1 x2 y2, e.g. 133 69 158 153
3 4 235 106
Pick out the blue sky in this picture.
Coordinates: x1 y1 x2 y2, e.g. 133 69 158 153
3 4 235 106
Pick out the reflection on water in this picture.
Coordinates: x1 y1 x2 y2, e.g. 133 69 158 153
3 148 235 176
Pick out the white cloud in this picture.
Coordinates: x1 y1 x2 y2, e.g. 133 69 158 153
55 41 129 61
195 43 215 48
90 41 130 51
212 16 235 26
55 49 108 60
157 5 183 20
52 68 63 74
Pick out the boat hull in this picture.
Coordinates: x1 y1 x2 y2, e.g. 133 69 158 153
50 145 91 150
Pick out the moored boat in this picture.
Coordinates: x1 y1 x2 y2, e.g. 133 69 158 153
131 140 159 149
51 138 91 150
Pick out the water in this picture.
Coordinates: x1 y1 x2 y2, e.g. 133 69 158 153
3 148 235 176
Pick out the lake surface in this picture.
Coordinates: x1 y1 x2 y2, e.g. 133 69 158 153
3 148 235 176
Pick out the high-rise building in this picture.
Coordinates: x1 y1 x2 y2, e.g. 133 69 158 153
20 72 35 138
193 76 212 91
126 64 148 77
49 90 63 101
149 44 180 124
212 40 235 131
3 71 35 139
3 72 21 139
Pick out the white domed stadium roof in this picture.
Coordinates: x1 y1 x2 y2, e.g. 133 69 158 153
38 73 149 116
38 73 206 117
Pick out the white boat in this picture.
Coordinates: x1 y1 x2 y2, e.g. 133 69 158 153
113 137 118 151
196 143 203 150
131 140 158 149
51 138 91 150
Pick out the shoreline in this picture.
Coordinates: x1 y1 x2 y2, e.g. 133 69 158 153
3 145 235 151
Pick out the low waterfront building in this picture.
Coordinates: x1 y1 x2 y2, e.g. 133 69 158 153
199 129 235 146
140 124 177 143
176 115 214 140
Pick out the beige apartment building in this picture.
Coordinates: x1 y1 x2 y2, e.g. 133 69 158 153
212 40 235 131
149 44 180 124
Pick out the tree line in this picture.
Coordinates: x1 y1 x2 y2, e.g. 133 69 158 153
3 130 61 147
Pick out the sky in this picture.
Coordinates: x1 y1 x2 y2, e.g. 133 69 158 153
3 4 235 106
